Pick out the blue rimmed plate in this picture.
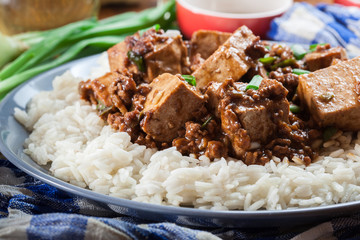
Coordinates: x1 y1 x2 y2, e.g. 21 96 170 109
1 54 360 228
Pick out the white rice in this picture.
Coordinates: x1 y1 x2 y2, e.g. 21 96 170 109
14 61 360 211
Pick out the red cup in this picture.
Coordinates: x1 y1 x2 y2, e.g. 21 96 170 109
176 0 293 39
334 0 360 7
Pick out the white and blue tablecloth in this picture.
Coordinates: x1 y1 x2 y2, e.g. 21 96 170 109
268 2 360 56
2 3 360 240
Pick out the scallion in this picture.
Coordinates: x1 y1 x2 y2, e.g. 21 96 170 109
291 44 308 60
0 33 28 69
259 56 277 65
271 58 296 70
0 19 96 80
127 51 145 72
246 75 263 90
182 75 196 86
323 126 338 141
0 36 125 95
201 116 213 128
309 43 327 52
97 100 113 116
292 68 310 75
290 104 301 113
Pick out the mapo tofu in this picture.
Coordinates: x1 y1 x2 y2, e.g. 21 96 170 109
79 25 358 166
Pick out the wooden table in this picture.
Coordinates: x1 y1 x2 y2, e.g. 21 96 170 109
99 0 334 19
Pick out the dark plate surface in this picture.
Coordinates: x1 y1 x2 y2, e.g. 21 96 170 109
1 54 360 228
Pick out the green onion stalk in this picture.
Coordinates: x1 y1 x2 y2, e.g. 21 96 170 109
0 33 28 69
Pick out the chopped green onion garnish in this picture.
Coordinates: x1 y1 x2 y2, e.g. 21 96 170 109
246 75 263 90
127 50 145 72
309 43 327 52
319 92 334 103
259 56 277 65
96 100 113 116
292 68 310 75
201 116 213 128
289 104 301 113
154 24 161 31
291 44 308 60
265 45 271 50
271 58 296 70
323 126 338 141
182 75 196 86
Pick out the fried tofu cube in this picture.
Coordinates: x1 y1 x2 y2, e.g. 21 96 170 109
298 56 360 131
232 79 289 143
107 42 127 71
107 31 189 83
205 81 247 118
190 30 231 60
206 79 289 144
83 72 117 107
144 35 189 82
305 46 348 71
233 99 289 144
192 26 258 90
140 73 205 142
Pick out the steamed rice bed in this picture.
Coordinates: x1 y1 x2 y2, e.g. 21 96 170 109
14 56 360 211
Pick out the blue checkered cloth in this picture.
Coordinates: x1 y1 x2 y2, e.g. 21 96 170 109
1 157 360 239
268 2 360 56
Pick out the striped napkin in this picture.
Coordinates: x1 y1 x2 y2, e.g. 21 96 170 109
268 2 360 56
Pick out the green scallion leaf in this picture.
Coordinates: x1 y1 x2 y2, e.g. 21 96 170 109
271 58 296 71
323 126 338 141
127 50 145 72
292 68 310 75
246 75 263 91
309 43 327 52
291 44 308 60
182 75 196 86
259 56 277 65
201 116 213 128
290 103 301 113
96 100 113 116
154 24 161 31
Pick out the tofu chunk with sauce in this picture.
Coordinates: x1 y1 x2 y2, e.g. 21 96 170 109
298 56 360 131
79 71 133 115
190 30 231 60
140 73 205 142
144 34 189 81
107 42 138 74
206 79 289 146
107 30 189 83
233 98 289 144
305 46 348 72
192 26 258 90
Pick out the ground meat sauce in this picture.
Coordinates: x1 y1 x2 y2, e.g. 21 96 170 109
79 27 326 166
